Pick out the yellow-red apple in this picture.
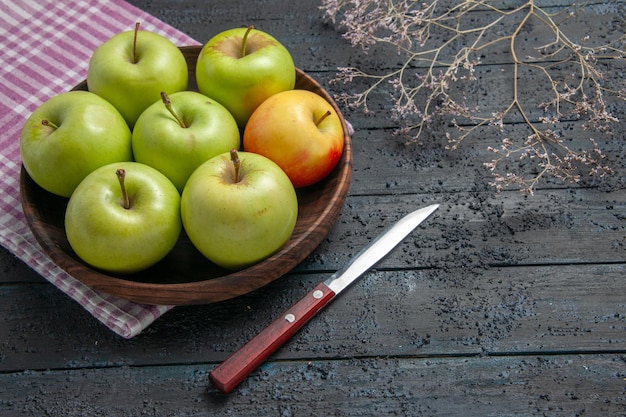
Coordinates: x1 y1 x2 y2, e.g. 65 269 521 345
243 89 344 188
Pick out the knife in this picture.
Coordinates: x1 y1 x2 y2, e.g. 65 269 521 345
209 203 439 393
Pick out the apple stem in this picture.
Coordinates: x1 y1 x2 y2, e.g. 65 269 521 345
116 168 131 210
230 149 241 183
161 92 187 128
241 25 254 58
132 22 140 64
314 110 332 126
41 119 59 129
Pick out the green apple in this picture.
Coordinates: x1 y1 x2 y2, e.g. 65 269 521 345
20 90 133 197
196 26 295 128
65 161 181 274
181 149 298 270
87 23 188 128
132 91 240 193
243 89 344 188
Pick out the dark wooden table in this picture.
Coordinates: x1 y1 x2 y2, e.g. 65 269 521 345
2 1 625 415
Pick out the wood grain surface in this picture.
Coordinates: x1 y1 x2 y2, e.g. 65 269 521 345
1 0 625 415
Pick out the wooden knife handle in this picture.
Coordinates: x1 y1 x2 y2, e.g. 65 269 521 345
209 282 336 393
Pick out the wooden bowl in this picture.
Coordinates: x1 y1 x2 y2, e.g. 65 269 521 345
19 46 352 305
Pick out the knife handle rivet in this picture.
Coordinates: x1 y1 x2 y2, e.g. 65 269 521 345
285 313 296 323
313 290 324 299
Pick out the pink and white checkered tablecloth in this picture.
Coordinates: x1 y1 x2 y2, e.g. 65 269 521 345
0 0 200 338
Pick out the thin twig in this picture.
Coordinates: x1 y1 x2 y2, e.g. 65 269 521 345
321 0 625 193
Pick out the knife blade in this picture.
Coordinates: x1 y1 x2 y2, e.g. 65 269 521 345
209 203 439 393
